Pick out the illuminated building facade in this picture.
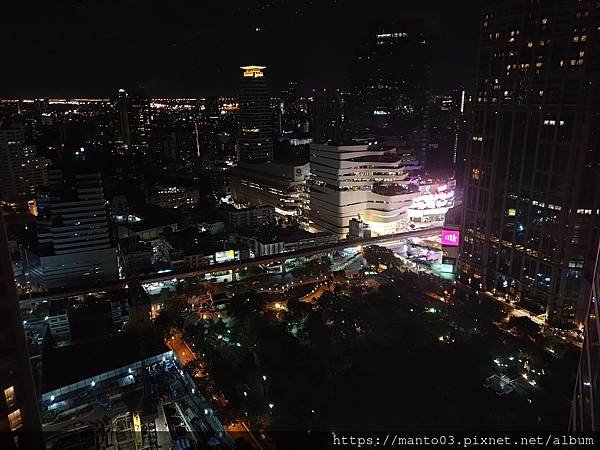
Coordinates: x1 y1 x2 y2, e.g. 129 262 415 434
349 19 432 157
239 66 273 162
309 142 421 238
117 89 151 152
571 245 600 431
280 81 307 135
459 0 600 326
148 186 199 209
229 161 309 219
0 213 41 449
221 205 276 231
27 170 119 290
0 128 49 206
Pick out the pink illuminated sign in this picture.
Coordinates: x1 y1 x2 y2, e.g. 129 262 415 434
441 229 460 247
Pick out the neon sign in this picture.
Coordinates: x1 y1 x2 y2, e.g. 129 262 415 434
441 229 460 247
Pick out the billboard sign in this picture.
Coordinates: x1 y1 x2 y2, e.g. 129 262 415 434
215 249 237 264
441 229 460 247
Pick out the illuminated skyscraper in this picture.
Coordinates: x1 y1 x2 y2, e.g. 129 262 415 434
117 89 131 146
239 66 273 162
0 213 41 449
116 88 151 152
280 81 303 135
349 19 432 157
428 89 467 171
571 245 600 431
459 0 600 326
311 89 343 144
0 127 49 206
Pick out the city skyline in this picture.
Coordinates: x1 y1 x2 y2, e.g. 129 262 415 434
0 0 480 97
1 0 598 447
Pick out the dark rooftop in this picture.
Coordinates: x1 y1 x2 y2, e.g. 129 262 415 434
42 331 169 393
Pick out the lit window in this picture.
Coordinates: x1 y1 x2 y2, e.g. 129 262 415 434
8 409 22 431
4 387 15 407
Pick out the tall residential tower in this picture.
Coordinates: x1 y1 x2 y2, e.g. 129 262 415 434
459 0 600 326
571 244 600 431
0 213 41 449
0 128 49 206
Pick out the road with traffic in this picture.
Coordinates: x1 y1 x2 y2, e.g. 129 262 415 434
22 226 442 306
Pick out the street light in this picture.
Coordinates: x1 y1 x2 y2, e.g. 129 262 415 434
268 403 274 409
262 375 267 381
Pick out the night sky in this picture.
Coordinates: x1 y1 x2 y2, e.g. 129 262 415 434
1 0 482 98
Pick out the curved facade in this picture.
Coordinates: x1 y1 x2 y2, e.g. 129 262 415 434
309 143 420 237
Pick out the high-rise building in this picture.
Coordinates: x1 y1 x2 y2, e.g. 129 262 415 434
428 89 467 171
238 66 273 162
349 19 432 157
27 170 119 290
571 244 600 431
116 89 151 152
309 142 420 238
311 89 343 144
0 127 49 206
459 0 600 326
280 81 303 135
0 213 41 449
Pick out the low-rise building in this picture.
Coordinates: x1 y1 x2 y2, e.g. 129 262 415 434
118 237 154 277
240 227 338 257
230 161 309 219
198 220 225 235
45 284 151 342
148 186 199 209
117 216 178 241
220 205 276 231
162 228 245 270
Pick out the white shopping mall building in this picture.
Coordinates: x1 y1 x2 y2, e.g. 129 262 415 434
309 142 423 238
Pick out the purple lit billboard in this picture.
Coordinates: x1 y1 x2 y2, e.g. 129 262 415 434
441 229 460 247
